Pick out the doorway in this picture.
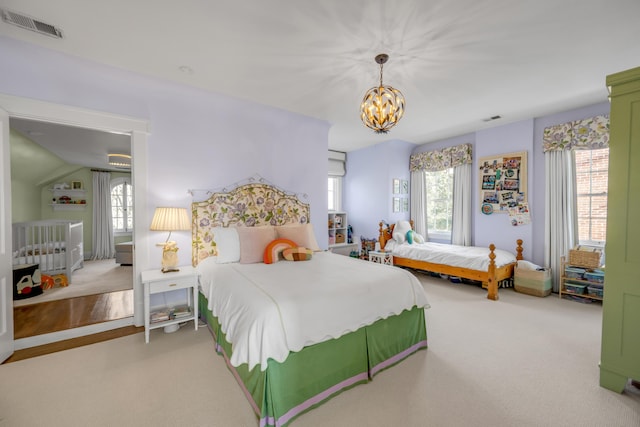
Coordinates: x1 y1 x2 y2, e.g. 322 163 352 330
0 93 149 355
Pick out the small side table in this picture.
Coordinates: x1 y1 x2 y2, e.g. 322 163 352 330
369 250 393 265
141 266 199 343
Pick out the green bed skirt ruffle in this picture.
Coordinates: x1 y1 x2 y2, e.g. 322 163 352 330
199 292 427 427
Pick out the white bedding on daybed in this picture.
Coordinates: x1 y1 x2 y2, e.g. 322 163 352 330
197 251 429 371
384 240 517 270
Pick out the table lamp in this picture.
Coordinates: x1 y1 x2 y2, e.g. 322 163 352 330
150 207 191 272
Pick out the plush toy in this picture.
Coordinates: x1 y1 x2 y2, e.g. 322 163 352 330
41 274 55 290
52 274 69 287
52 182 71 190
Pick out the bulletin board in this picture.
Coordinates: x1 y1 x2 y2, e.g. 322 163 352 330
478 151 527 215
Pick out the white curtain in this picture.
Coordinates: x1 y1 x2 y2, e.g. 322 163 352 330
410 169 428 238
92 171 115 259
544 150 578 292
451 163 472 245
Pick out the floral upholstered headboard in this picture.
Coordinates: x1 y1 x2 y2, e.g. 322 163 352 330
191 183 310 265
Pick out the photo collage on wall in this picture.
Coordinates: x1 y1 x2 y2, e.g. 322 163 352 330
478 151 530 224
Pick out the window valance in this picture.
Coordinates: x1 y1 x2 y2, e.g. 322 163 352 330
410 143 472 172
542 114 609 152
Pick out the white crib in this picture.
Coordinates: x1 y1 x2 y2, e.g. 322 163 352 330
12 220 84 283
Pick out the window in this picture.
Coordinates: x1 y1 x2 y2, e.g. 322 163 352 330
111 177 133 233
425 168 453 239
575 148 608 246
328 176 342 211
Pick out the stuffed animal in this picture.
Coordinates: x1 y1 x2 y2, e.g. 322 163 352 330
53 182 70 190
41 274 55 290
52 274 68 287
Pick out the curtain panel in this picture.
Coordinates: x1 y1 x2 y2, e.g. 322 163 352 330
410 143 472 172
542 114 609 152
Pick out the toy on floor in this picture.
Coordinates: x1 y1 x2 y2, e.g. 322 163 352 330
41 274 55 290
52 274 69 287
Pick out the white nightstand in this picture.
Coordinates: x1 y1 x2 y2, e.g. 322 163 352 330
141 266 199 343
369 251 393 265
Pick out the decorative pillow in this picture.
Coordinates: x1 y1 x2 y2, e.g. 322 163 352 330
414 233 426 244
392 220 412 244
275 223 321 251
236 226 277 264
263 238 297 264
212 227 240 263
406 230 414 244
282 247 313 261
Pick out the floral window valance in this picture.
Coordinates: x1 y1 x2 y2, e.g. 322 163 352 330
410 143 472 172
542 114 609 152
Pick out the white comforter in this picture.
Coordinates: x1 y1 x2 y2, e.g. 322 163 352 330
197 251 429 371
384 240 516 270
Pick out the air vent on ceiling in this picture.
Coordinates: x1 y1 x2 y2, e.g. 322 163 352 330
1 9 63 39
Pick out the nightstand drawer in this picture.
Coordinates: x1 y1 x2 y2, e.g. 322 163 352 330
148 275 197 293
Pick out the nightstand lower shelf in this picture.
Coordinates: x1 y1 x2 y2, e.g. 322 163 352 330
141 266 199 343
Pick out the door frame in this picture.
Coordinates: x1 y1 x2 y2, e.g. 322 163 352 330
0 94 150 346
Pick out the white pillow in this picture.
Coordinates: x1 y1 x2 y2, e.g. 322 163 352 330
383 239 397 251
414 233 425 244
392 220 412 244
212 227 240 263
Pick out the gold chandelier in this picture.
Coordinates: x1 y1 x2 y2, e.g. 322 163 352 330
360 53 405 134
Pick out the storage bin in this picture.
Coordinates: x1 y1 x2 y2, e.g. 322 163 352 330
565 266 586 279
584 270 605 284
587 284 604 298
514 264 552 297
335 233 345 243
564 282 587 295
569 249 602 269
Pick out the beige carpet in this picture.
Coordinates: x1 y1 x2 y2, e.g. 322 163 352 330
1 272 639 427
13 259 133 307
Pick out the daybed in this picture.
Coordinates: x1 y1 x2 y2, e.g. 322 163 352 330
12 220 84 283
192 182 430 427
379 221 523 301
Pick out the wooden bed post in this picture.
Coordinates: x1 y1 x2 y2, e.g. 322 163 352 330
487 244 498 301
516 239 524 260
378 221 387 249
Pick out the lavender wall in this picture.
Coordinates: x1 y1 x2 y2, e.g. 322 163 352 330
346 102 611 267
344 140 416 241
0 37 331 267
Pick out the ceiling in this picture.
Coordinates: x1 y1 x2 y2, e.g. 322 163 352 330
10 117 131 171
2 0 640 159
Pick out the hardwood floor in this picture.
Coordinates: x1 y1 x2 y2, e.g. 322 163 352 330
13 289 135 339
4 289 139 364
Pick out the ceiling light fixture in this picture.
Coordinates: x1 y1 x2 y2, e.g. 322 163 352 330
360 53 405 134
108 153 131 168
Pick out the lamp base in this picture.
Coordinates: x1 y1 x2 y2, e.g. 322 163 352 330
164 323 180 334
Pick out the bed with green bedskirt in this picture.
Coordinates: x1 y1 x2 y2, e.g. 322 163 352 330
199 292 427 427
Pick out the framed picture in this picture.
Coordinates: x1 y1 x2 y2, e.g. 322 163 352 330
71 181 83 190
393 179 400 194
402 198 409 212
401 179 409 194
393 197 401 212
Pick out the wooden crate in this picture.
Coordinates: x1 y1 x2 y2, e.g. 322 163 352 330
335 233 345 243
569 249 602 269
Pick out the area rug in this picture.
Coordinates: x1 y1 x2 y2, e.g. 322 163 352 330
13 259 133 307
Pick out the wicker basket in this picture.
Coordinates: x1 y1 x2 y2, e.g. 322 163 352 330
569 249 602 269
